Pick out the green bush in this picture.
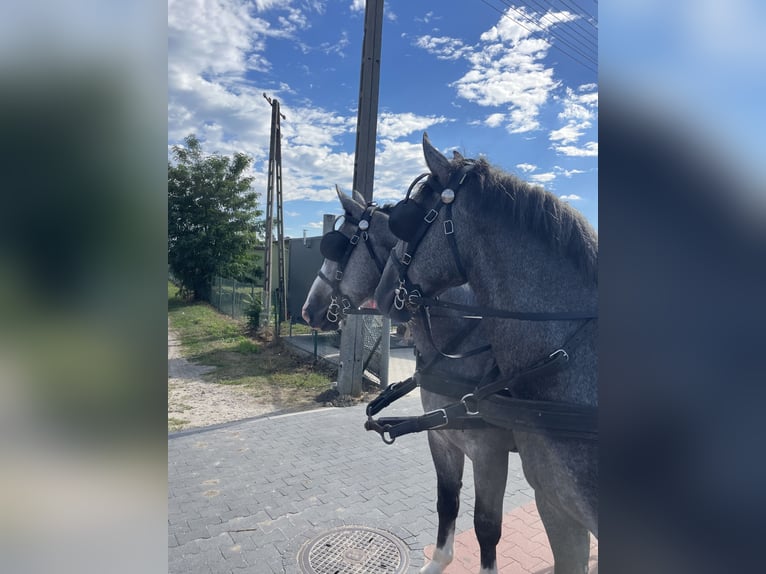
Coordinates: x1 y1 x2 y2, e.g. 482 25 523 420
243 293 261 332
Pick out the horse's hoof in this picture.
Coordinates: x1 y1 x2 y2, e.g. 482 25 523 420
420 562 445 574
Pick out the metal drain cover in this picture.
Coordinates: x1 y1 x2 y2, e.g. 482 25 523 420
297 525 409 574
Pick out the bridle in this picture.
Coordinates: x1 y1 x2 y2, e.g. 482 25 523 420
387 164 475 313
316 202 387 323
386 163 598 357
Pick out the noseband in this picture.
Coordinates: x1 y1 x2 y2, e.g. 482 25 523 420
316 202 387 323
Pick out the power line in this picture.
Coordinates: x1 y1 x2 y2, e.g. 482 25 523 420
519 0 597 55
532 0 598 42
477 0 597 73
496 0 597 66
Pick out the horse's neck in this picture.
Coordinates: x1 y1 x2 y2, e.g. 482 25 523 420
411 316 492 380
462 219 597 396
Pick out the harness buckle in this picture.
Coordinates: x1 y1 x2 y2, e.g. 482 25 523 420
341 298 352 311
424 408 448 429
335 269 344 281
443 220 454 235
407 289 421 306
461 393 480 416
424 209 438 223
401 253 412 265
350 234 360 245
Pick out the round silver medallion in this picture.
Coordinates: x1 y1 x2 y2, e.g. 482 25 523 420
441 188 455 203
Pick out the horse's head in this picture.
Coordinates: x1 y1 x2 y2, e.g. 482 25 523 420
375 133 474 321
301 185 397 330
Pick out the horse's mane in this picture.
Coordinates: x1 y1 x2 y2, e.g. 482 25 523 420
445 158 598 283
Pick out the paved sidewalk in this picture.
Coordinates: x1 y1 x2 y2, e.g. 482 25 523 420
169 333 597 573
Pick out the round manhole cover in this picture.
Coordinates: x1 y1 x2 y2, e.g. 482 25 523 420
297 525 409 574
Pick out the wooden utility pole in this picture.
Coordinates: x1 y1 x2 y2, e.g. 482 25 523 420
338 0 387 396
352 0 385 204
263 94 287 334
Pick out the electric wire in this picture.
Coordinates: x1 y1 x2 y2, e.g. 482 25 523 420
478 0 597 73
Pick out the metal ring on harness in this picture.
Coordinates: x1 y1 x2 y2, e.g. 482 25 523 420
382 428 395 445
327 297 341 323
461 393 480 416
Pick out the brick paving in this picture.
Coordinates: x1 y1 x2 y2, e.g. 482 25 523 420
424 502 598 573
169 336 597 573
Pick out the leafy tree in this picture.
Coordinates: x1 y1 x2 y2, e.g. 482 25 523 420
168 135 262 300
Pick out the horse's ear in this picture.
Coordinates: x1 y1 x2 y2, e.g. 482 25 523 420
351 189 366 206
423 132 450 186
337 184 361 216
452 150 464 162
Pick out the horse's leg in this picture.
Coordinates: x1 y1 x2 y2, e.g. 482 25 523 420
536 492 590 574
421 431 465 574
472 449 509 574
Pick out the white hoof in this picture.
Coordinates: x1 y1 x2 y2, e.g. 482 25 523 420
420 560 446 574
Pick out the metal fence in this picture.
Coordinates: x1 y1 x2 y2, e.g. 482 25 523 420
208 276 260 320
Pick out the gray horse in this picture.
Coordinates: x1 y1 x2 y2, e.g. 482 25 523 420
301 187 516 574
375 134 598 573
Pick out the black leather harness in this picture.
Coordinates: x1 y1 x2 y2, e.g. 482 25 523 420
364 165 599 444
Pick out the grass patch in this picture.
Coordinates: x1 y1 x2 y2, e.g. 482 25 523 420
168 417 189 432
168 281 335 411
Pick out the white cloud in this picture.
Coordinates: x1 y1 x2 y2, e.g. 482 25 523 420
484 113 505 128
377 112 450 139
560 194 583 201
415 35 470 60
549 123 588 145
553 141 598 157
554 167 585 177
414 6 583 134
550 84 598 156
516 163 537 172
530 172 556 184
350 0 364 12
305 221 325 229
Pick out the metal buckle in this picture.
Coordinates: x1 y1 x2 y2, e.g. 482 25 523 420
407 289 421 307
461 393 479 416
335 269 344 280
425 408 448 429
443 220 454 235
401 253 412 265
350 234 359 245
424 209 438 223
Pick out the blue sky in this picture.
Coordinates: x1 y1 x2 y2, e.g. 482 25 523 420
168 0 599 238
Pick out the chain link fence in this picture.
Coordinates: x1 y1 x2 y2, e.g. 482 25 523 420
207 275 260 320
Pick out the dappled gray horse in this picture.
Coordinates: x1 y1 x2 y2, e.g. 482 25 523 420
375 134 598 574
301 187 517 574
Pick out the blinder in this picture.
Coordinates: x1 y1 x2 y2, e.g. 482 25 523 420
388 173 432 242
314 201 386 323
319 230 352 262
387 163 476 313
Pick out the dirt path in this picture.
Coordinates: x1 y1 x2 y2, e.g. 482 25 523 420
167 324 277 431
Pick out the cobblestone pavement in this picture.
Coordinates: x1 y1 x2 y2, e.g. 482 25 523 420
169 335 597 573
